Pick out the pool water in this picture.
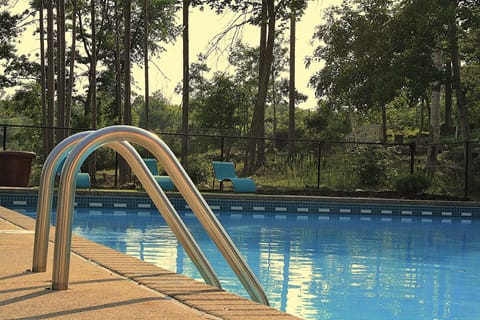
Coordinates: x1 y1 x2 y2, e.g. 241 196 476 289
23 208 480 320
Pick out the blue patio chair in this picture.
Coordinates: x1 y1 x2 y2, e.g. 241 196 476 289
75 172 91 189
56 158 91 189
143 158 175 191
212 161 257 193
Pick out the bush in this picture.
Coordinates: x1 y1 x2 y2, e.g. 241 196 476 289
355 145 392 188
183 154 212 186
393 172 431 195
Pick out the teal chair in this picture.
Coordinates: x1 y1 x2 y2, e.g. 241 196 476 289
143 158 175 191
75 172 91 189
56 158 91 189
212 161 257 193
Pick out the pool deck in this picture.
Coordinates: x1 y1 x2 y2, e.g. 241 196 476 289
0 206 301 320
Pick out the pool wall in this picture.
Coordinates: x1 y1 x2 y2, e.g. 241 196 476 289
1 188 479 218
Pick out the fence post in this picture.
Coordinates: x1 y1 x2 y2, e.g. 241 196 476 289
409 142 416 175
317 142 322 190
2 125 6 150
464 141 470 199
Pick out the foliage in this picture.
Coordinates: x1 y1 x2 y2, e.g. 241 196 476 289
308 0 402 113
191 72 242 132
181 153 212 186
304 102 351 140
392 172 431 195
0 9 33 88
354 145 393 188
133 91 180 131
0 83 43 154
385 91 421 136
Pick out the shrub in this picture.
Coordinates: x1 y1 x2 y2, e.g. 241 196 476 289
355 145 392 188
182 154 212 186
393 172 431 195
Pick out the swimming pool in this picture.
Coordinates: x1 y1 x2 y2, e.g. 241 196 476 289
20 206 480 320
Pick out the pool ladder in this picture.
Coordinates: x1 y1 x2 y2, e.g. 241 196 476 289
31 125 269 305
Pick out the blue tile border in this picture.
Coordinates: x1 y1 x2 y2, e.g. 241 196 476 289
1 190 480 218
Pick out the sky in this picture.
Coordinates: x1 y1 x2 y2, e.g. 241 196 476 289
133 0 342 109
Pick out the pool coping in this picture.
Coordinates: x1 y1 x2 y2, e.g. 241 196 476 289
0 206 301 320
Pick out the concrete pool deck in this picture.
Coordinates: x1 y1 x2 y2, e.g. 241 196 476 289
0 206 301 320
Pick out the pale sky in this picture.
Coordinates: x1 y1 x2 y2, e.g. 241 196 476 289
134 0 342 109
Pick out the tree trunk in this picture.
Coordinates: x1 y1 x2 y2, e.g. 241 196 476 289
381 104 387 142
245 0 275 175
426 45 442 176
120 0 132 184
419 97 425 133
271 68 277 149
288 2 296 160
448 0 472 189
416 97 426 145
144 0 150 130
56 0 66 142
442 59 453 135
88 0 97 185
46 0 55 153
123 0 131 126
65 0 77 137
114 0 122 188
39 1 49 160
181 0 190 164
115 0 122 123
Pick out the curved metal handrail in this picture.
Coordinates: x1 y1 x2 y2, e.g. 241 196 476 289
51 125 269 305
32 131 93 272
32 135 220 288
111 141 221 288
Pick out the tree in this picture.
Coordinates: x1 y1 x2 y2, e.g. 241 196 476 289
309 0 403 142
287 0 307 159
133 91 180 131
201 0 304 174
244 0 276 174
65 0 78 136
228 42 260 134
56 0 66 142
191 72 242 132
115 0 122 124
426 39 442 176
304 101 351 140
447 0 473 188
143 0 149 129
88 0 98 184
39 0 48 159
181 0 190 163
0 10 22 87
46 0 55 154
288 1 296 159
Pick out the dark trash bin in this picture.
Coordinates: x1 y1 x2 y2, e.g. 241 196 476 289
0 151 36 187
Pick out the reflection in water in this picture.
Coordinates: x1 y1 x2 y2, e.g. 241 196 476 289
63 210 480 320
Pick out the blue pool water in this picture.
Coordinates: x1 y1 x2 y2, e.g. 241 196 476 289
22 208 480 320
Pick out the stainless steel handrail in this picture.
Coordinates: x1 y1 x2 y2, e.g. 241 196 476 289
111 141 221 288
32 131 93 272
32 134 220 288
51 125 269 305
